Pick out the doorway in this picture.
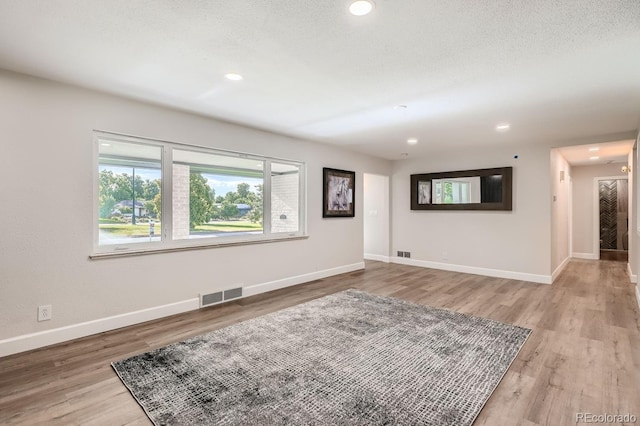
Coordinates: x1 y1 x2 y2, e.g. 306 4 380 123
363 173 390 262
597 177 629 262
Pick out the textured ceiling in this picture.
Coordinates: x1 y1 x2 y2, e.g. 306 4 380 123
0 0 639 159
557 139 635 166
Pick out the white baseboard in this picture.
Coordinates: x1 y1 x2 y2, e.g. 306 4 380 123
243 262 365 297
572 252 599 260
391 257 552 284
0 298 199 358
628 263 638 284
363 253 390 263
636 285 640 311
0 262 365 358
551 257 570 283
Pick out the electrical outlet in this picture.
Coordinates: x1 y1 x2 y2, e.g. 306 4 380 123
38 305 52 322
397 251 404 257
404 251 411 258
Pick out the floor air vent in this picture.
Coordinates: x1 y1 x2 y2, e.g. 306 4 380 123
200 291 223 307
223 287 243 300
200 287 243 308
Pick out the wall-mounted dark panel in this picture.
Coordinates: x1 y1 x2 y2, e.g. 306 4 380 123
480 175 503 203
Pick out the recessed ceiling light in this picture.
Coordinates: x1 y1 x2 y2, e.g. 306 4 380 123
349 0 374 16
100 143 111 147
590 156 600 160
224 73 243 81
495 123 510 132
407 138 418 145
589 147 600 152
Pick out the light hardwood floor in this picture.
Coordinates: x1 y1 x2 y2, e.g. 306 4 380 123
1 260 639 425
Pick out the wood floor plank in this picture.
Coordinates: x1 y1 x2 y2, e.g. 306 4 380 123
0 259 638 425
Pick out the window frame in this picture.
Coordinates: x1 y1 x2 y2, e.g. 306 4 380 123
92 131 307 258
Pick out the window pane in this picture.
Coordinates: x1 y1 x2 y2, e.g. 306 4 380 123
271 162 300 233
172 149 264 240
98 139 162 246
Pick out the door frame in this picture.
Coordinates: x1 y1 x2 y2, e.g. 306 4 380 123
363 173 390 262
593 175 628 259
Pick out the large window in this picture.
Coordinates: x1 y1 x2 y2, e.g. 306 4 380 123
95 132 305 255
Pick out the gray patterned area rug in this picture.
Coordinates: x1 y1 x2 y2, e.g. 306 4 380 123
112 289 531 425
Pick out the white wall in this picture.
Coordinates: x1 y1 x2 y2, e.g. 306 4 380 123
571 162 627 257
363 174 390 261
0 70 390 349
550 149 571 276
634 134 640 310
628 145 637 281
391 144 552 283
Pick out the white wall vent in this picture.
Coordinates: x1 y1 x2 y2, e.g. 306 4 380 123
200 291 223 307
223 287 243 301
200 286 243 308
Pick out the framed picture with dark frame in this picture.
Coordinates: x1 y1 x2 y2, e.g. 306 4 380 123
410 167 512 211
323 168 355 218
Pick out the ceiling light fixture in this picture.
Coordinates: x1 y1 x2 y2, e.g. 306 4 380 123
589 156 600 160
224 73 243 81
349 0 374 16
588 147 600 152
495 123 510 132
407 138 418 145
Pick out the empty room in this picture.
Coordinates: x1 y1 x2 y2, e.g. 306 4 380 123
1 1 639 425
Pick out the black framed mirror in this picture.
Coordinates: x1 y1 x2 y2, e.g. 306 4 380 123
410 167 512 211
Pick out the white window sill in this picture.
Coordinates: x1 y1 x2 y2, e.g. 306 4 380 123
89 234 309 260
